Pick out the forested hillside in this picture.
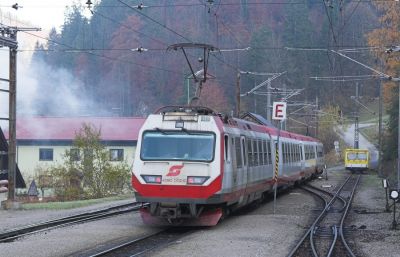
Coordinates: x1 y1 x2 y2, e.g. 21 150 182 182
33 0 380 122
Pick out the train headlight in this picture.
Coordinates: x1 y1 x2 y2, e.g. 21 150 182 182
390 190 399 200
141 175 162 184
187 176 209 185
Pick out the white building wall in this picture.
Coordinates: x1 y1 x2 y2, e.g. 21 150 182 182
16 144 137 188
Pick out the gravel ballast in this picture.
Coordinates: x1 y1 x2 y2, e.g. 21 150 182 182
0 167 399 257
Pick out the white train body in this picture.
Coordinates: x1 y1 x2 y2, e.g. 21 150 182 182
132 106 324 226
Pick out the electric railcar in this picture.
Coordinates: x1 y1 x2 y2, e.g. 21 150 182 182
131 106 324 226
344 148 369 172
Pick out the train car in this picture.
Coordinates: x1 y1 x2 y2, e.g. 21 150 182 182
344 148 369 172
131 106 324 226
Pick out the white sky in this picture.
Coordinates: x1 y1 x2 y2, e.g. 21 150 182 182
1 1 97 124
0 0 94 31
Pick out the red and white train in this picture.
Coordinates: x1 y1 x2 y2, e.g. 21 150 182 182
132 106 324 226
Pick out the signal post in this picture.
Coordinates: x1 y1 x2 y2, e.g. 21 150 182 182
272 101 287 214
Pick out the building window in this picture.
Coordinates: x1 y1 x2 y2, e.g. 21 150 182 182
110 149 124 161
70 148 80 161
39 148 53 161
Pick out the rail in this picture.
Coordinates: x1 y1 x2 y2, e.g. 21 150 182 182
287 174 361 257
0 202 146 243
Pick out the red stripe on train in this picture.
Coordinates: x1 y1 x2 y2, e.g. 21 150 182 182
132 175 222 199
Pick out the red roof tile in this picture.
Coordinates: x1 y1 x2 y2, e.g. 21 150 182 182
4 117 145 141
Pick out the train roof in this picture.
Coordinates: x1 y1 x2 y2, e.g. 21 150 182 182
240 112 275 127
154 106 320 143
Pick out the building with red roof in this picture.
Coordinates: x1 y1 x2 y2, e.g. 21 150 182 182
4 117 145 187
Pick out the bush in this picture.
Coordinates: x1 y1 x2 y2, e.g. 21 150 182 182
33 123 131 200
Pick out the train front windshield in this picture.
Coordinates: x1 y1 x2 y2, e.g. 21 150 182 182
347 153 368 160
140 131 215 162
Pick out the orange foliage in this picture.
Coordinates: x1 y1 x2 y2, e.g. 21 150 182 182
198 81 231 113
367 2 400 106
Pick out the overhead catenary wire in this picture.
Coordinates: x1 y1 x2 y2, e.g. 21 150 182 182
90 9 166 47
1 0 395 9
117 0 193 43
20 30 184 75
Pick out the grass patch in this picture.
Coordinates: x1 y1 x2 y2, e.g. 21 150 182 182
360 172 381 188
359 125 379 147
21 194 133 210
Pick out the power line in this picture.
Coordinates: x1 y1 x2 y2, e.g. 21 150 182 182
1 0 394 9
21 30 184 75
117 0 193 43
90 9 166 47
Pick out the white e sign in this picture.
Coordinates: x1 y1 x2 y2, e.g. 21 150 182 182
272 102 287 120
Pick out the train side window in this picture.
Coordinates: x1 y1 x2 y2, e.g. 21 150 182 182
261 140 266 165
256 140 260 166
242 138 247 167
267 141 272 164
297 145 300 162
306 145 309 160
253 140 259 166
300 146 303 160
224 135 230 162
247 140 253 167
235 137 242 168
298 145 300 161
282 143 286 163
292 144 295 163
257 140 261 166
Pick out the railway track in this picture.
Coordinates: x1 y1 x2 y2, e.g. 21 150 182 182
0 202 146 243
85 227 194 257
288 174 361 257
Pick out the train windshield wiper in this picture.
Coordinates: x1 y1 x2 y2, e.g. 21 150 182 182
155 127 168 135
180 128 194 135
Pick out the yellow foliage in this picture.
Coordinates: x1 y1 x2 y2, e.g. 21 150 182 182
367 2 400 108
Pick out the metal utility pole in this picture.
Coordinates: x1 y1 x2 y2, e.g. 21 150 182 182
315 96 319 138
267 79 272 121
354 83 360 149
240 71 287 121
0 27 18 204
397 79 400 191
378 79 383 177
236 72 241 117
8 46 17 202
0 25 40 206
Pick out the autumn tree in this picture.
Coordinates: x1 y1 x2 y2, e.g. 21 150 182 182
42 123 131 200
367 2 400 160
198 81 232 113
317 105 344 152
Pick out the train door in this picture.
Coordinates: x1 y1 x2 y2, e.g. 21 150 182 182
224 134 235 187
233 137 241 186
241 136 248 188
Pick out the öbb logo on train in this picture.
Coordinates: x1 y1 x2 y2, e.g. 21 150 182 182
166 165 184 176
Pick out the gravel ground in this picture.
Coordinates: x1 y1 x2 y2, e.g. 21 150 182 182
0 198 136 233
0 167 399 257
